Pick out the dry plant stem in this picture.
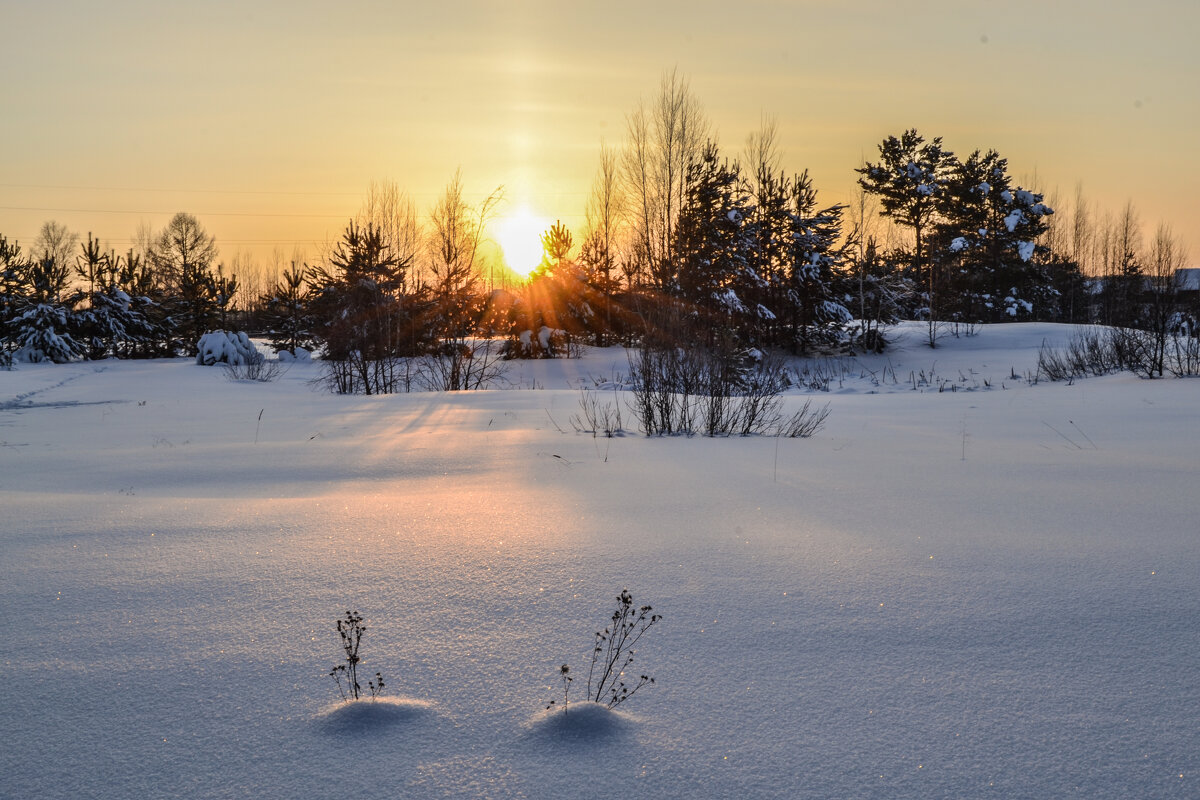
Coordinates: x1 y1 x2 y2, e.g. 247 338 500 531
329 610 381 702
587 589 661 707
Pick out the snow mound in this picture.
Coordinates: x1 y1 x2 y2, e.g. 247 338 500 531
276 346 312 362
525 701 634 739
316 696 435 732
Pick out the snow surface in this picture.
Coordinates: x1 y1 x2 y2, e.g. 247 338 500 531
1 322 1198 799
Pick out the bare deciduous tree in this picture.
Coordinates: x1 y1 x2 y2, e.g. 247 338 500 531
427 170 502 344
621 68 709 291
580 143 625 343
34 220 79 271
149 212 219 293
356 179 423 291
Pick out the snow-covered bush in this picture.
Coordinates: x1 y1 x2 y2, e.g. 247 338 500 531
195 331 261 366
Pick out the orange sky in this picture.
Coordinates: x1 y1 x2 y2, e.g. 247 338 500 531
2 0 1196 270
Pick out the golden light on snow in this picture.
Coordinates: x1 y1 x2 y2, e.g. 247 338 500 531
495 206 551 276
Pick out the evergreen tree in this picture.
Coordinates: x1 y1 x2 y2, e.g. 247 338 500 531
672 142 758 341
117 248 175 358
147 213 222 354
857 130 955 344
507 221 609 357
172 259 222 354
935 150 1055 321
10 302 82 363
0 235 28 365
311 220 426 362
845 238 908 352
744 167 793 345
786 172 851 353
259 264 318 356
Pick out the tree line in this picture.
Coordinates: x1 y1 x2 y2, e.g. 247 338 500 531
2 70 1193 385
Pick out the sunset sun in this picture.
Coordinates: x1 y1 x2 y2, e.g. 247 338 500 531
495 205 551 277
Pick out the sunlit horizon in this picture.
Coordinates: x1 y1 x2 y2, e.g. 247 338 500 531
1 1 1196 273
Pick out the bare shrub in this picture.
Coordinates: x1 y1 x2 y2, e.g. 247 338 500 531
777 398 832 438
1165 323 1200 377
628 345 828 437
570 389 624 437
415 339 509 391
734 353 790 435
223 358 286 383
316 354 414 395
1037 327 1127 382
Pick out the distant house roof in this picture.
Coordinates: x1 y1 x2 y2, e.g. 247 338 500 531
1176 268 1200 291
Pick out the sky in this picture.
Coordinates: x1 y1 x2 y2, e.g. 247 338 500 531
2 0 1197 271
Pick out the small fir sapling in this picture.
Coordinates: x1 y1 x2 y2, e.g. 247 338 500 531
329 611 385 701
549 589 662 713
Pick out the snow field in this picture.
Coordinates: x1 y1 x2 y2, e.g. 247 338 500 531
1 323 1197 799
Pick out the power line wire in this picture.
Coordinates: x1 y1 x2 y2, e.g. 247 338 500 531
0 182 363 197
0 205 348 219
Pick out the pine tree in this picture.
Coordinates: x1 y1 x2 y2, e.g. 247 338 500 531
935 150 1055 322
311 220 427 364
786 172 851 354
744 167 793 345
260 264 317 357
857 130 955 345
672 142 758 342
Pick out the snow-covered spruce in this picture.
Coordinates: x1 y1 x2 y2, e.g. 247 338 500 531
195 330 262 366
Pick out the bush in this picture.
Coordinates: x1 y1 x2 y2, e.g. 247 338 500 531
570 388 624 438
628 344 828 437
317 353 414 395
1165 325 1200 377
277 346 312 363
1037 327 1129 382
777 398 832 438
222 358 286 383
501 326 577 359
415 339 509 391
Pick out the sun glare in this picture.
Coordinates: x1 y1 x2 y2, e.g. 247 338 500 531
495 206 551 276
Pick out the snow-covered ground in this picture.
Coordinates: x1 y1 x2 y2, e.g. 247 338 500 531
1 323 1196 799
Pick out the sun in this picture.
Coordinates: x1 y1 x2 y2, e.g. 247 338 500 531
495 205 551 276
